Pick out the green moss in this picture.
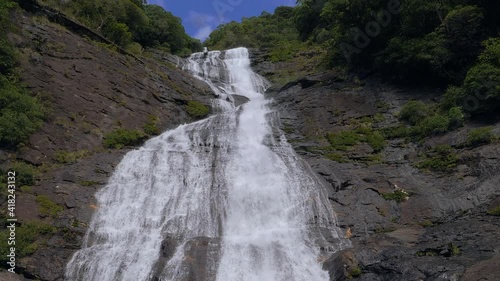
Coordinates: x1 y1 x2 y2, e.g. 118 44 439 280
449 243 461 256
411 114 450 138
364 131 386 152
36 195 64 217
487 206 500 216
325 152 348 163
103 128 146 149
53 150 90 164
419 220 434 227
79 180 100 186
375 101 390 112
143 114 160 136
399 100 432 126
326 130 359 150
282 123 295 134
380 126 410 139
0 221 57 262
416 145 459 173
186 100 210 119
3 161 37 187
347 266 362 279
382 190 409 203
20 185 33 193
466 127 494 147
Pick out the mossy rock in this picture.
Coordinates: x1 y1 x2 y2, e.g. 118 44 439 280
186 100 210 119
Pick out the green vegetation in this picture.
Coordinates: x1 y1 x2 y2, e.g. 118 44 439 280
347 266 362 279
449 243 461 256
296 0 498 84
0 221 57 262
326 126 386 152
487 206 500 216
53 150 90 164
186 100 210 119
0 1 45 149
9 161 37 186
80 180 100 186
382 190 409 203
324 152 347 163
143 114 160 136
206 1 499 122
36 195 64 217
396 100 466 140
103 128 146 149
416 145 459 173
399 101 432 126
465 127 495 147
40 0 201 54
205 7 298 52
419 220 434 228
326 130 359 151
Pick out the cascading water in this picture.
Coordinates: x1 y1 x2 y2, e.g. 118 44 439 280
65 47 349 281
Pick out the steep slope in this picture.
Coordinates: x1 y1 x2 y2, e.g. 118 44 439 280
252 49 500 281
0 6 213 281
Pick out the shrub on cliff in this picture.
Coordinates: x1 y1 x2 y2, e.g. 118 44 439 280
103 128 146 149
186 100 210 119
0 77 45 148
0 1 45 148
465 127 494 147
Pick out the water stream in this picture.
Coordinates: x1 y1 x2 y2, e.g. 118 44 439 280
65 47 348 281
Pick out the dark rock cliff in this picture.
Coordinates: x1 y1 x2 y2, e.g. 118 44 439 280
0 7 214 281
251 49 500 281
1 6 498 280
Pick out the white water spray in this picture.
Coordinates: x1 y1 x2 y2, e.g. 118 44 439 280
65 47 348 281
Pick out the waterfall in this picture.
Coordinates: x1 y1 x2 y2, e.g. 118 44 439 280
65 47 349 281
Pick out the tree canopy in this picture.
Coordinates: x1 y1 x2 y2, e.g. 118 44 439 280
41 0 201 55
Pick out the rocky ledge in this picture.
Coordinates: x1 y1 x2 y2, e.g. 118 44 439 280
0 7 214 281
252 47 500 281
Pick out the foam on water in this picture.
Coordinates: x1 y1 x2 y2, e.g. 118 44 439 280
65 47 348 281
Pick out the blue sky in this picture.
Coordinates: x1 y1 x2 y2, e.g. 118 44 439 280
148 0 296 41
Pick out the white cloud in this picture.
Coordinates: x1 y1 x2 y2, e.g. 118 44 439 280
187 10 220 41
187 10 219 27
194 26 213 41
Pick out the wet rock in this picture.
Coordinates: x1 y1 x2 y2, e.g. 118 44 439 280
255 45 500 280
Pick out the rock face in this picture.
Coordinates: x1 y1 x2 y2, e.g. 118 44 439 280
250 49 500 281
0 7 215 280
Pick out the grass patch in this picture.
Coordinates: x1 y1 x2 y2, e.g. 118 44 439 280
347 266 362 279
186 100 209 119
449 243 460 256
36 195 64 217
8 161 37 186
487 206 500 216
0 221 57 262
53 150 90 164
465 127 494 147
326 131 359 151
79 180 100 186
418 220 434 227
398 100 465 140
142 114 160 136
364 130 386 152
325 152 348 163
416 145 459 173
380 125 410 139
382 190 409 203
103 128 146 149
399 100 432 126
